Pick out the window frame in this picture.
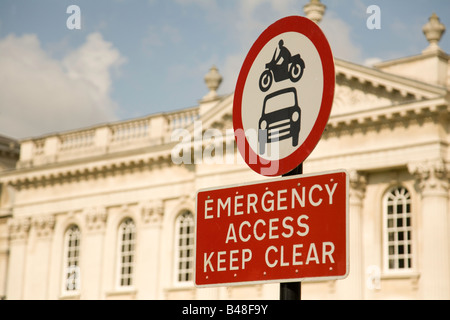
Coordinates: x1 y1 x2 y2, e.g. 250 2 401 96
382 186 414 274
173 210 195 286
61 224 81 295
116 217 136 289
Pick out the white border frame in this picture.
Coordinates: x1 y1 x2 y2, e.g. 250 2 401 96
194 169 349 288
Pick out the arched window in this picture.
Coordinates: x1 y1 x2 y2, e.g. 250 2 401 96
174 210 195 284
383 186 413 272
62 225 81 294
117 218 136 288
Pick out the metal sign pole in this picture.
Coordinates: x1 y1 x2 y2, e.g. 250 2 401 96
280 281 301 300
280 163 303 300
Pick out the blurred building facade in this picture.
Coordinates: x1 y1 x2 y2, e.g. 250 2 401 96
1 2 449 299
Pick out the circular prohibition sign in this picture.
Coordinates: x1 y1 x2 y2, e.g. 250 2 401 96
233 15 335 177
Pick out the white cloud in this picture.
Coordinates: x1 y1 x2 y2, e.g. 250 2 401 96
364 57 382 67
0 32 125 139
156 1 364 97
206 0 300 94
320 11 363 63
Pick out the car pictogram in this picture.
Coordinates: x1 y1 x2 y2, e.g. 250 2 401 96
258 87 301 155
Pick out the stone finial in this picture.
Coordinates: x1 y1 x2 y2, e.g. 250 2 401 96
422 13 446 53
303 0 326 24
203 65 222 101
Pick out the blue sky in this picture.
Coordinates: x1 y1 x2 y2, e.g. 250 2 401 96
1 0 449 139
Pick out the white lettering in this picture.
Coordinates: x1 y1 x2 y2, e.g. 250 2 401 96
263 243 334 268
281 216 294 238
261 191 274 212
277 189 288 210
218 197 231 217
225 223 237 243
217 251 226 271
229 250 239 271
325 183 338 205
269 218 279 240
203 249 253 273
204 199 214 219
247 193 258 214
296 215 309 236
238 221 251 242
234 194 244 215
204 252 214 272
292 186 305 208
265 246 277 268
309 184 323 207
242 249 252 269
254 219 266 241
292 244 303 266
306 243 319 264
280 245 289 266
322 242 335 263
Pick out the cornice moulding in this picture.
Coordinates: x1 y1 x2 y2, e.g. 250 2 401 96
326 97 448 131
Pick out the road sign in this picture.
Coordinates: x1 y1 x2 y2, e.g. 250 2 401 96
195 170 349 288
233 16 335 177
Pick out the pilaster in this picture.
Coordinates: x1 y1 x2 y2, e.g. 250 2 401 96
139 200 164 299
23 214 56 299
344 170 367 299
408 159 450 299
83 206 108 299
6 217 31 299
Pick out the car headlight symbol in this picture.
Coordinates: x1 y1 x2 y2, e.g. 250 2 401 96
260 120 267 130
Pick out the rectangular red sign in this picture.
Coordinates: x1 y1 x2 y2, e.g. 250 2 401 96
195 170 349 287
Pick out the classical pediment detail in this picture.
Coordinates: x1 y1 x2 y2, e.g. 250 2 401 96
193 94 234 134
335 59 446 100
195 59 447 138
332 82 392 115
332 58 448 117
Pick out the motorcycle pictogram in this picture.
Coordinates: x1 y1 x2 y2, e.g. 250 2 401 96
259 39 305 92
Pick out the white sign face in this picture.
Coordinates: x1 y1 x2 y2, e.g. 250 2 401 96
241 32 324 160
233 16 335 177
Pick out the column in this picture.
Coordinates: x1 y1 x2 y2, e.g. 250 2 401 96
338 170 366 299
24 215 56 299
83 207 107 299
6 217 31 299
139 201 164 299
409 159 450 299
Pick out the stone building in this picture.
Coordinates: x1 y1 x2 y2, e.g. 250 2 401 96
0 1 449 299
0 135 20 299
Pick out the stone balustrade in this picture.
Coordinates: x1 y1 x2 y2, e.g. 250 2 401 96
17 107 199 168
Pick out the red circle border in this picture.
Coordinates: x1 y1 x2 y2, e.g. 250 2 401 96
233 15 335 176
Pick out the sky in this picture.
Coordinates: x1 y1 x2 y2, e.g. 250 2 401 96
0 0 449 140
